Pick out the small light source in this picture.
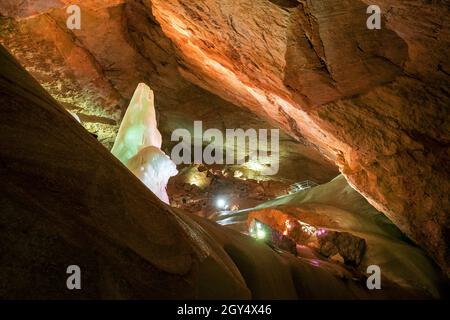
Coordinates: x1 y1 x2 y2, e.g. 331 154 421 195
216 197 227 210
256 229 266 239
286 220 292 229
244 160 265 172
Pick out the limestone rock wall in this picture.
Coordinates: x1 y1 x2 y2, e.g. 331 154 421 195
149 0 450 277
0 0 448 276
0 0 338 183
1 44 427 299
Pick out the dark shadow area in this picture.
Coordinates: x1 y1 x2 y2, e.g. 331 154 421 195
269 0 300 9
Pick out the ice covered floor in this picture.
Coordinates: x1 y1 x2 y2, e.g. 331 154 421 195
213 175 449 298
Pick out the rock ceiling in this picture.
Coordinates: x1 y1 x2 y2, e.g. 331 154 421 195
0 0 449 277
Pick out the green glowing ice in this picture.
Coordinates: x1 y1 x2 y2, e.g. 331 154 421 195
111 83 177 204
111 83 162 165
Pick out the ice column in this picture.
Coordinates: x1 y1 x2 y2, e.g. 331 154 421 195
111 83 178 204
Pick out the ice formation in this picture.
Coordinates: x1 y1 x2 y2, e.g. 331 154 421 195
69 112 81 123
111 83 178 204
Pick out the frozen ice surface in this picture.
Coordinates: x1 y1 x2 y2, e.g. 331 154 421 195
128 146 178 205
112 83 162 164
112 83 177 204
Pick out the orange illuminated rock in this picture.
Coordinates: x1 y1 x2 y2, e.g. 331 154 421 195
248 208 315 245
1 44 429 299
0 0 448 277
149 0 450 277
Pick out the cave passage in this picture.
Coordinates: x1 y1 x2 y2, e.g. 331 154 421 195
0 0 449 301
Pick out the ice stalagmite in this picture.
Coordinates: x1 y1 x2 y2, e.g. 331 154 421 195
111 83 178 204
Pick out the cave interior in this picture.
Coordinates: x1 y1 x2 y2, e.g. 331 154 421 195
0 0 449 300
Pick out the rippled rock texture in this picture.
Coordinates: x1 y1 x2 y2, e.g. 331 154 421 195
2 43 431 299
0 0 338 184
149 0 450 277
0 0 449 276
